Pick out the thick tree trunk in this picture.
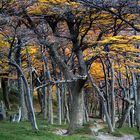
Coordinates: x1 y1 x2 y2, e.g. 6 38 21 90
68 82 84 133
49 46 86 132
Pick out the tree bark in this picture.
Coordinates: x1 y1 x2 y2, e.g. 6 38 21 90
43 55 53 124
110 59 115 128
118 104 133 128
56 84 62 125
1 77 10 110
136 75 140 132
68 82 84 133
49 46 86 133
89 73 114 133
18 77 28 120
15 44 28 121
9 60 38 131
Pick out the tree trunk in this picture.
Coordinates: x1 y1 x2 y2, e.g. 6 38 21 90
18 77 28 120
1 77 10 110
89 74 114 133
15 40 28 120
47 85 53 124
42 86 47 119
56 84 62 125
49 46 86 133
136 76 140 132
68 82 84 133
64 85 70 124
110 60 115 128
9 61 38 131
43 53 53 124
118 104 133 128
25 47 33 98
37 89 44 114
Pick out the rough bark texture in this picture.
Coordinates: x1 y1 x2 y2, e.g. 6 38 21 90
68 82 84 133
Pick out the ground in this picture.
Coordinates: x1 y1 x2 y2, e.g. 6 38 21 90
0 118 140 140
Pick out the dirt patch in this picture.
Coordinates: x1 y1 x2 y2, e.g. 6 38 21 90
96 134 134 140
53 128 67 136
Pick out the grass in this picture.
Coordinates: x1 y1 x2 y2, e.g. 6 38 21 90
0 119 95 140
99 126 140 139
118 127 140 140
1 113 140 140
73 126 92 135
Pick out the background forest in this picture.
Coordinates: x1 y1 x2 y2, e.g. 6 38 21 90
0 0 140 140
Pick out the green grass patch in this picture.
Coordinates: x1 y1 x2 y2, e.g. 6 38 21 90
111 129 123 137
118 127 140 138
0 120 94 140
74 126 92 135
99 126 140 138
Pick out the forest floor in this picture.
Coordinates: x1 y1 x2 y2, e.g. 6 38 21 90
0 117 140 140
96 134 134 140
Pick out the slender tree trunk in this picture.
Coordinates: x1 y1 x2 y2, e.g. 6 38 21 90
47 85 53 124
37 89 43 114
18 77 28 120
56 84 62 125
89 74 114 133
43 52 53 124
1 77 10 110
61 83 65 121
42 86 47 119
136 76 140 132
9 61 38 131
25 47 33 98
118 104 133 128
100 57 111 117
15 44 28 120
110 60 115 128
64 85 70 124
